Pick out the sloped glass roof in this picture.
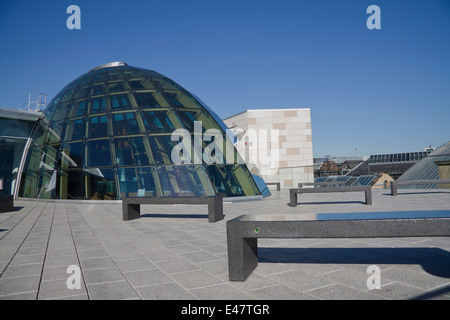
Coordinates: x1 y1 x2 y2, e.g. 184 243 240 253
397 141 450 189
18 63 265 200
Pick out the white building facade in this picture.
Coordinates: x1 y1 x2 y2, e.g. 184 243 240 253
223 108 314 188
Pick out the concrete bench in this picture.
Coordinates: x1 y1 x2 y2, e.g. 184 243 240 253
122 196 224 222
390 179 450 196
298 181 347 188
290 186 372 207
0 195 14 213
266 182 281 191
227 211 450 281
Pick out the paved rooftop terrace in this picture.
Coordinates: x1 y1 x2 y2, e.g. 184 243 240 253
0 188 449 300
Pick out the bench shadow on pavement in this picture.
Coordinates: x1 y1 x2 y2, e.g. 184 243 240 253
141 213 220 219
258 247 450 278
287 201 365 207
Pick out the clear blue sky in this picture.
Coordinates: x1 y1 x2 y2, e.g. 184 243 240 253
0 0 449 158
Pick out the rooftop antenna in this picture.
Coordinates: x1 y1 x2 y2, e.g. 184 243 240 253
19 93 47 112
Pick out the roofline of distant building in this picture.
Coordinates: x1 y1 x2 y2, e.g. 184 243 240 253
223 107 310 121
0 107 43 121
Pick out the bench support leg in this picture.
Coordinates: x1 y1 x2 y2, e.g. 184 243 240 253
365 190 372 205
289 191 297 207
0 195 14 213
123 203 141 221
391 182 398 196
208 198 224 223
227 236 258 281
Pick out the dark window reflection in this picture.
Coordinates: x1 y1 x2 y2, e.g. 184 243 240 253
110 94 132 111
89 115 109 138
87 139 111 167
92 84 105 96
61 170 83 199
63 142 83 168
85 168 116 200
141 111 177 133
134 92 160 108
206 165 245 196
108 81 125 93
65 118 85 141
90 97 107 114
70 100 87 117
112 112 141 136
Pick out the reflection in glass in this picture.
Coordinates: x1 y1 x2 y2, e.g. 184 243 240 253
112 112 141 136
158 165 215 197
110 94 132 111
90 97 107 114
135 92 160 108
141 110 178 133
62 142 83 168
65 118 85 141
60 170 83 199
70 100 87 117
89 115 108 138
87 139 111 167
85 168 116 200
207 164 259 196
117 167 158 198
114 137 152 166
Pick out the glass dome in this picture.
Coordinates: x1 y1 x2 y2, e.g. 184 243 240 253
18 63 266 200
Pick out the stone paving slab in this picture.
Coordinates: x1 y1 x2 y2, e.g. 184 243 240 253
0 189 449 300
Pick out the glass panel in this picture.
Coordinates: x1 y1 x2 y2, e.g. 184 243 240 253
60 170 84 199
157 165 215 197
61 141 83 168
19 170 39 198
69 100 87 118
202 133 238 165
164 92 184 108
0 138 27 196
73 85 90 100
149 135 192 165
37 170 58 199
164 91 202 109
92 84 105 96
65 118 85 141
117 167 159 198
177 110 224 133
134 92 161 108
88 115 109 138
87 139 111 167
52 101 69 121
47 121 65 144
90 96 107 114
141 110 179 133
0 118 35 138
22 145 43 172
114 136 152 166
107 81 125 93
40 145 59 171
85 168 116 200
112 112 141 136
206 164 259 197
110 94 132 111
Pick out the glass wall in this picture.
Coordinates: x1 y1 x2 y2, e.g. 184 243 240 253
0 118 35 196
18 65 263 200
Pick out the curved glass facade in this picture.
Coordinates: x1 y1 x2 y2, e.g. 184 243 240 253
18 63 264 200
